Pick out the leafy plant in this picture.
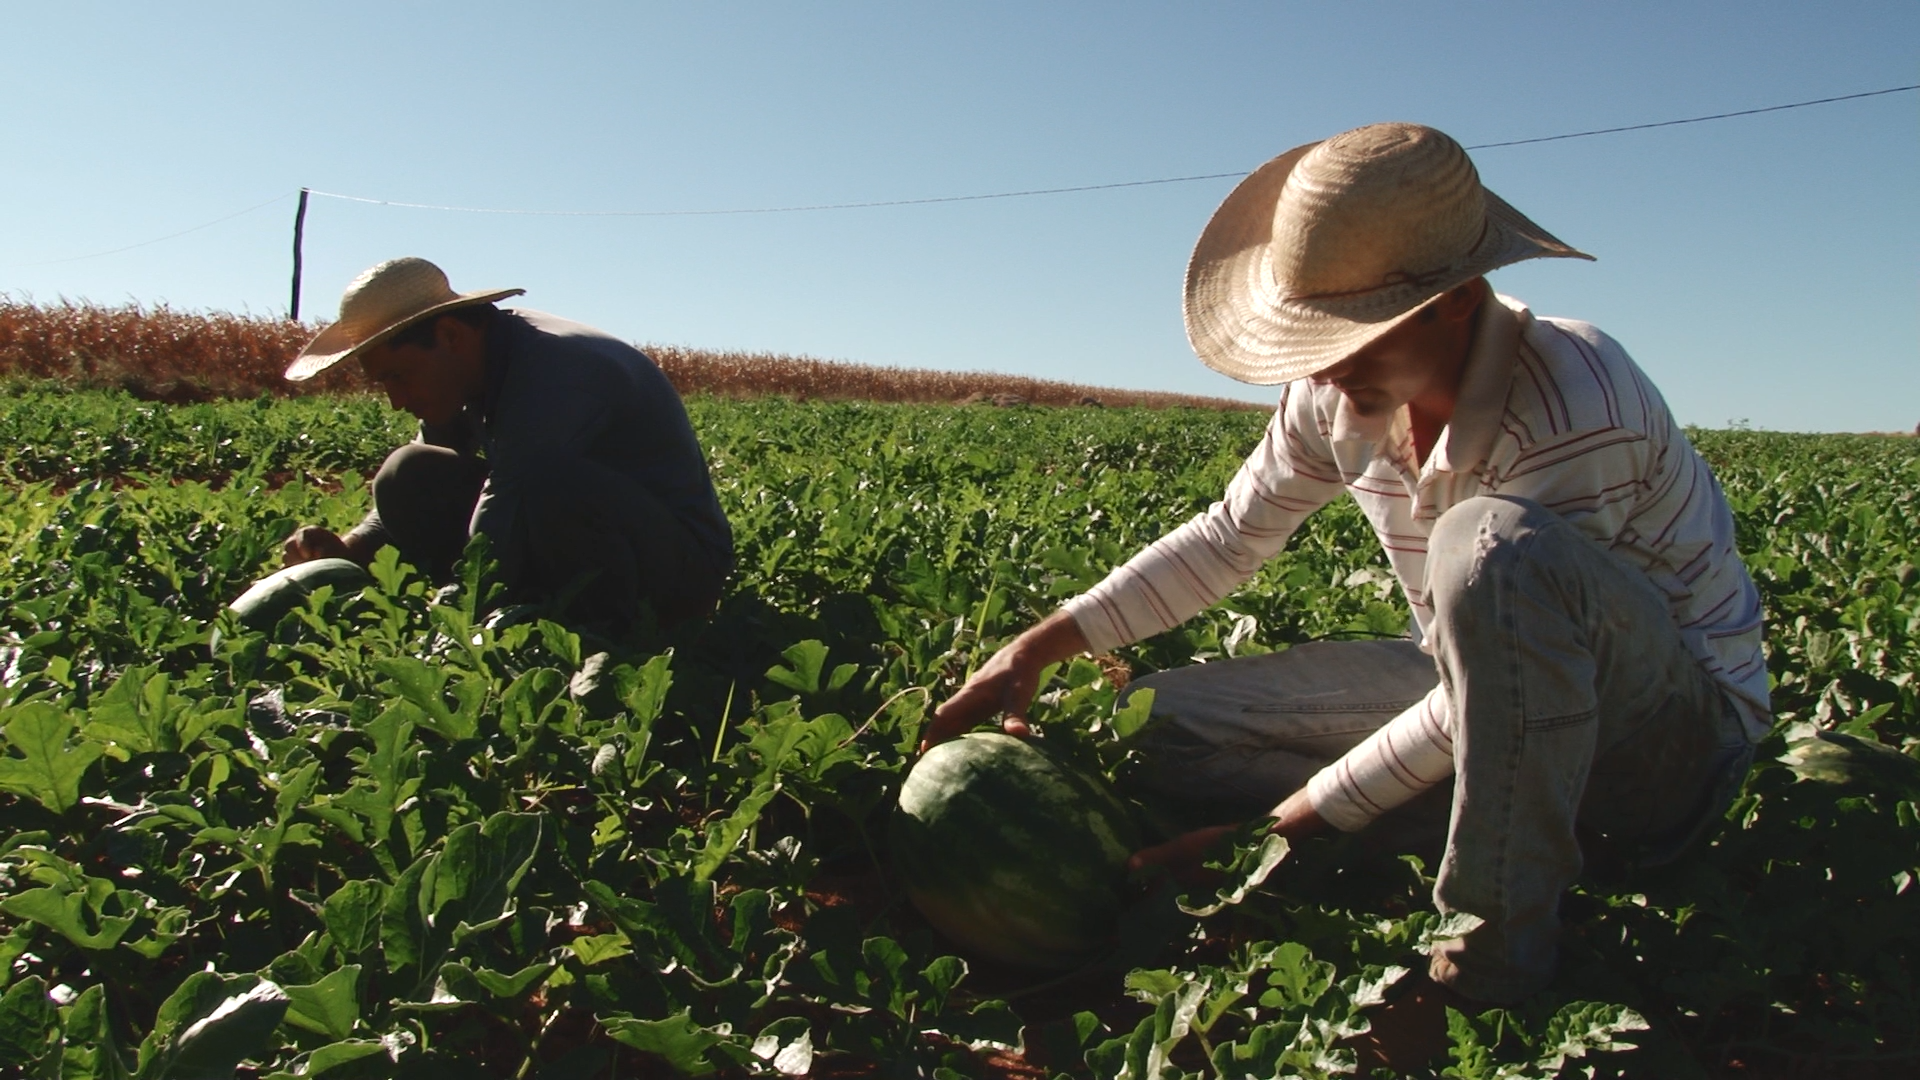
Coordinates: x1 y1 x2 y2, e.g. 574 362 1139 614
0 392 1912 1076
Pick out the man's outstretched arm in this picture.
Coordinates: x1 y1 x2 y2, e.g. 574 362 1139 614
1127 685 1460 881
919 609 1092 752
1127 786 1329 883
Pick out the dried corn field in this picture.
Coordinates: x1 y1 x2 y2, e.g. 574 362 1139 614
0 298 1257 410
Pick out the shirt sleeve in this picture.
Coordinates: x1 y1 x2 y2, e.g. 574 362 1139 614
1062 383 1347 652
1305 684 1456 831
347 507 392 551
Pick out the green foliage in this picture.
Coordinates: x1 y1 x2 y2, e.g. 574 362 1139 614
0 393 1911 1076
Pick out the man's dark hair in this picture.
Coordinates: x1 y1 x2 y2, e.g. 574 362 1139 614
385 303 496 351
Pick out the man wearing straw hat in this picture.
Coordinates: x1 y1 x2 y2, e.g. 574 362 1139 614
280 257 733 631
924 123 1766 1063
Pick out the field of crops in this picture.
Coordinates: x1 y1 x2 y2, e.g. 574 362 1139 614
0 299 1254 410
0 386 1915 1079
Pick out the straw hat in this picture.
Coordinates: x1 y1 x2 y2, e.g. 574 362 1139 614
1184 123 1593 385
285 257 524 381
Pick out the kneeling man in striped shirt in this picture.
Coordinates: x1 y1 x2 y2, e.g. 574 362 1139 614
921 122 1766 1064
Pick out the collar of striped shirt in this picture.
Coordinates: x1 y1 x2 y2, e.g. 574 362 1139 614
1325 294 1527 477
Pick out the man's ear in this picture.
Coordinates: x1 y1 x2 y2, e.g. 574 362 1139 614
1436 278 1489 323
435 312 488 362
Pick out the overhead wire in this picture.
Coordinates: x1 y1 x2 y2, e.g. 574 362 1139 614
21 192 293 267
15 83 1918 263
306 83 1919 218
1463 84 1919 149
304 171 1250 218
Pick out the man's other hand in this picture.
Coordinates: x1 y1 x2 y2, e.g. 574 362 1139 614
1127 789 1329 885
1339 970 1480 1072
920 610 1092 753
282 525 354 567
1126 824 1242 886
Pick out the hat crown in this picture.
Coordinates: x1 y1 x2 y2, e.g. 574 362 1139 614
336 257 461 336
1268 124 1486 301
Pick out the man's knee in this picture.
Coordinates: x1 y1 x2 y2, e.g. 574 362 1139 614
1425 495 1562 611
372 443 483 515
370 444 485 577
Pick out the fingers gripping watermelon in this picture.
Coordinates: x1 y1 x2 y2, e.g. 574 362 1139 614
890 733 1142 969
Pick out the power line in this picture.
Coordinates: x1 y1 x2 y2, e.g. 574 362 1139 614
308 83 1919 219
18 82 1920 267
1466 84 1920 149
307 171 1250 217
23 192 292 267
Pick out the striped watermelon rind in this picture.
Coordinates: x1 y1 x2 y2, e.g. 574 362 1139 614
890 732 1141 969
227 557 371 632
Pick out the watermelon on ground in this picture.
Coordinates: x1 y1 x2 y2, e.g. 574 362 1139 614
890 732 1142 970
226 557 372 632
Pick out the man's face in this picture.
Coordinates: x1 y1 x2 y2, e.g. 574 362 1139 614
1308 303 1464 420
357 321 481 427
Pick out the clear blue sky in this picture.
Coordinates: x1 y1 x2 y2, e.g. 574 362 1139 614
5 2 1915 432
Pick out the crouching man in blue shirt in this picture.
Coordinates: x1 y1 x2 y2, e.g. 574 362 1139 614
280 257 733 631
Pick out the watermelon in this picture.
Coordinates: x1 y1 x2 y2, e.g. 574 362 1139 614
890 733 1141 970
226 557 371 632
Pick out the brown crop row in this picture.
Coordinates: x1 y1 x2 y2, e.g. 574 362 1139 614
0 298 1259 411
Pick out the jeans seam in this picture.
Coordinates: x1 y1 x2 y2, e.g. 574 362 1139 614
1241 699 1427 715
1523 710 1596 732
1492 548 1521 930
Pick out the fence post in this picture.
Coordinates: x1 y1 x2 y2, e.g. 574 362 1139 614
289 187 310 321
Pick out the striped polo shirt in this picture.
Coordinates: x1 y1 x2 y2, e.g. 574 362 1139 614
1062 294 1769 830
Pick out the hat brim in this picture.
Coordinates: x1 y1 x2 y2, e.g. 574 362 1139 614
284 287 525 382
1183 143 1593 385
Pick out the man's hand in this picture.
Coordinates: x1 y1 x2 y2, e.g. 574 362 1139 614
282 525 376 568
1126 789 1330 884
920 610 1091 752
1340 970 1480 1072
1126 824 1242 886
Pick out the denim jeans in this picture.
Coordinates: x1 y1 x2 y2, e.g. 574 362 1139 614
1125 495 1754 1002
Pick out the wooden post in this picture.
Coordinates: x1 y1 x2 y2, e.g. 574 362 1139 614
289 187 310 321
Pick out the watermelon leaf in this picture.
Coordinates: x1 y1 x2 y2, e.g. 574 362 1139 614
57 984 132 1080
1109 686 1156 740
1528 1001 1650 1072
603 1009 729 1076
426 812 542 931
0 975 57 1068
281 965 361 1041
1781 730 1920 795
137 976 288 1080
929 999 1024 1053
321 879 386 958
767 640 831 695
751 1018 814 1076
1179 832 1289 917
0 703 102 814
301 1039 389 1076
693 783 778 883
0 883 136 951
155 981 290 1080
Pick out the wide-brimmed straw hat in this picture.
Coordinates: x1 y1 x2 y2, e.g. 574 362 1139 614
1184 122 1593 385
285 257 524 381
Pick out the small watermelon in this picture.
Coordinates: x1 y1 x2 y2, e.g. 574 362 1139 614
227 558 371 632
890 733 1141 970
